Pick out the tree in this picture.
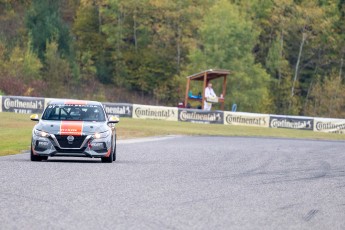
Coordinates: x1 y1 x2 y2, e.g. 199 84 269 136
0 39 44 96
25 0 71 60
43 41 72 97
73 0 112 83
100 0 210 104
186 0 270 112
306 73 345 118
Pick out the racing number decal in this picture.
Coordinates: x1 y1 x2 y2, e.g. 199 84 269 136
60 121 84 136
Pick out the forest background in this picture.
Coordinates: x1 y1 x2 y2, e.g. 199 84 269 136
0 0 344 117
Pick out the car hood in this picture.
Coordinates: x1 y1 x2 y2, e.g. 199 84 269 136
34 120 109 136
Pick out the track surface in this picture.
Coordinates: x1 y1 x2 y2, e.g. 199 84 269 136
1 136 345 230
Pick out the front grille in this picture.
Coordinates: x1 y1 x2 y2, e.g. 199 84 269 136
54 135 87 148
55 147 87 153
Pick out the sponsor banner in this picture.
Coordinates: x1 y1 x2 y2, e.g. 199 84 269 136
2 96 45 114
0 95 2 112
178 108 223 124
313 118 345 134
102 103 133 117
224 112 269 127
133 104 178 121
269 115 313 130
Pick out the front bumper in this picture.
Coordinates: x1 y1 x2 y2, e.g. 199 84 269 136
31 134 112 158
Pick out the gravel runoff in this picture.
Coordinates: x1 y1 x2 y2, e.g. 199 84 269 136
0 136 345 230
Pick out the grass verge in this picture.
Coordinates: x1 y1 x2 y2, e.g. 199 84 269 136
0 112 344 156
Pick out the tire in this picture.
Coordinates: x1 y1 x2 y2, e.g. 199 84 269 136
30 148 46 161
101 151 113 163
113 136 117 162
101 134 116 163
101 146 113 163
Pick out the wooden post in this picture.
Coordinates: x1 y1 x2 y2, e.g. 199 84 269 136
221 75 227 110
184 78 190 107
202 72 207 110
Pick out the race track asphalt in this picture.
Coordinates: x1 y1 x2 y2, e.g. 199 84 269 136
0 136 345 230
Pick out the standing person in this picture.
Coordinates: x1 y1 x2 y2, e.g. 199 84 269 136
204 82 216 111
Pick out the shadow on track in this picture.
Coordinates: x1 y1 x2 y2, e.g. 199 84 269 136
12 158 102 163
46 159 102 163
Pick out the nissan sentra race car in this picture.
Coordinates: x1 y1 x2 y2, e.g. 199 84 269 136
30 100 119 163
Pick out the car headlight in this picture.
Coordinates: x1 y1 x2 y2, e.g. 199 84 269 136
93 130 110 139
34 129 50 137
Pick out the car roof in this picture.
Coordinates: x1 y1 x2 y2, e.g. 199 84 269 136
48 99 103 106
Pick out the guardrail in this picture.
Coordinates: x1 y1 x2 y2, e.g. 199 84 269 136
1 95 344 134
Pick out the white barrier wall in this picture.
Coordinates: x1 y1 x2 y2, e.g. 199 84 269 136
1 95 345 134
224 111 269 127
313 118 345 134
132 104 178 121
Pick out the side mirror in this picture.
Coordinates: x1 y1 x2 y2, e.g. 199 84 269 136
30 114 39 121
107 116 119 124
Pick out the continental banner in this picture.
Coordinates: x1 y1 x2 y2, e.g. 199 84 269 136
269 115 314 130
313 118 345 134
103 103 133 117
2 96 45 114
133 104 178 121
224 112 269 127
178 108 223 124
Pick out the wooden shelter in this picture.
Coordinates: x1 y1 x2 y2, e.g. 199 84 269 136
184 69 230 110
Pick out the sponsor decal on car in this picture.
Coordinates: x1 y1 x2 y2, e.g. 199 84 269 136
60 121 84 136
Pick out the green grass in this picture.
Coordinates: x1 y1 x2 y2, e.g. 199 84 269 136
0 112 344 156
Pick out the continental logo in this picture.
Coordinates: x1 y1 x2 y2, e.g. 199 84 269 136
270 118 312 129
105 106 131 115
225 114 267 126
179 111 221 122
315 121 345 133
4 98 43 110
134 107 175 118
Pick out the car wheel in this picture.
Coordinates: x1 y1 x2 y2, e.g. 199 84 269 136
30 148 44 161
101 152 113 163
113 136 117 162
101 143 114 163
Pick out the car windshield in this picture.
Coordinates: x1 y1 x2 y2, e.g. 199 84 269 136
42 104 106 121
